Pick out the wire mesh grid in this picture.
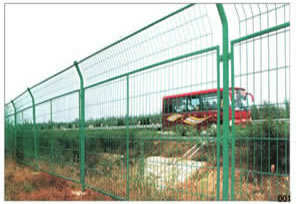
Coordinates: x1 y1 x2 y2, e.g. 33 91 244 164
4 3 290 201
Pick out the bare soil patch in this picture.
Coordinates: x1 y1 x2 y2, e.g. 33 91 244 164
5 158 113 201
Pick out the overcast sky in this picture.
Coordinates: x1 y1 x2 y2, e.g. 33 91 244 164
5 4 184 103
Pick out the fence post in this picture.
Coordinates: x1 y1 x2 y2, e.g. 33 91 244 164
27 88 39 170
216 46 221 200
74 61 86 192
230 42 236 200
50 99 53 123
50 99 54 172
11 101 17 160
216 3 230 201
125 74 130 200
140 139 144 179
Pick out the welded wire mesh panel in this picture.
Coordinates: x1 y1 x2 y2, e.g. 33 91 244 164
15 108 35 167
82 46 220 200
127 48 220 200
30 66 80 104
36 102 51 124
230 3 290 201
5 114 15 155
79 4 213 88
5 103 15 155
35 101 51 173
13 91 32 113
51 92 80 123
84 77 127 199
13 93 34 164
129 139 219 200
36 91 80 182
234 4 289 35
5 103 14 116
129 52 217 117
5 112 15 125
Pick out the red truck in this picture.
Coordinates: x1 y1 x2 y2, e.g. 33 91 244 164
162 87 254 129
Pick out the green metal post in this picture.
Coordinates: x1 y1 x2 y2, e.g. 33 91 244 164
11 101 17 159
216 46 221 200
27 88 38 169
140 139 144 179
216 3 230 201
50 99 54 172
50 99 53 123
74 61 86 192
230 43 236 200
125 74 130 200
4 109 8 154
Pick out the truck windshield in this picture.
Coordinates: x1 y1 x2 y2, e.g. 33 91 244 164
234 90 248 110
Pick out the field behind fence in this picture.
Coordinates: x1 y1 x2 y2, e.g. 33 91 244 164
5 3 290 201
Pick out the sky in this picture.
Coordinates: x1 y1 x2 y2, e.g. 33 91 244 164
5 4 183 103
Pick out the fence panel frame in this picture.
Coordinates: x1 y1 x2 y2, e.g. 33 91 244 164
74 61 86 191
27 88 39 169
230 22 290 201
82 45 220 200
11 101 17 159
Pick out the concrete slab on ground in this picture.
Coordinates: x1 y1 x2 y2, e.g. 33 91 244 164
144 156 205 190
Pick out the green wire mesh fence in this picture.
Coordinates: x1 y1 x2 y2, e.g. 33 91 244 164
229 4 290 200
5 3 290 201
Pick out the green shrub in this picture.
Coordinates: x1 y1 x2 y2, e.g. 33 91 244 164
175 125 186 136
85 114 161 127
250 101 290 120
234 119 289 174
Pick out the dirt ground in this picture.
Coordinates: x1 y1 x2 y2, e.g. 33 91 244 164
4 158 113 201
5 156 289 201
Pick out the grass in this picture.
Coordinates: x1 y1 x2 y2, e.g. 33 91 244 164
250 101 289 120
6 134 289 201
234 119 289 174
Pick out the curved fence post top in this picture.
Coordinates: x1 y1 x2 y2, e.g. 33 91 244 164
216 4 228 29
11 100 16 109
74 61 84 86
27 87 35 101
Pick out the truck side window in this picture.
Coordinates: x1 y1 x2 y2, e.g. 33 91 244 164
202 93 218 110
175 98 187 113
188 96 200 112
